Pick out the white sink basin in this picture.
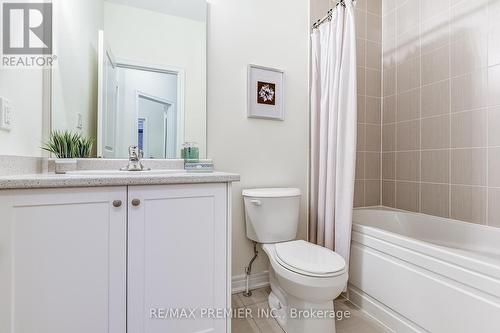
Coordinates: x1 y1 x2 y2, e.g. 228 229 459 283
66 169 186 176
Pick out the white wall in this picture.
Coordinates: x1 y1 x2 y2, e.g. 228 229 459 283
52 0 104 140
104 1 207 157
0 70 44 157
0 0 47 157
206 0 310 277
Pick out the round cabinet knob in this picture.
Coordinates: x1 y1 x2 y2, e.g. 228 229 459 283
113 200 122 208
131 199 141 207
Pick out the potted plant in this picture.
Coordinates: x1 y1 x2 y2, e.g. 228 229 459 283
42 131 94 174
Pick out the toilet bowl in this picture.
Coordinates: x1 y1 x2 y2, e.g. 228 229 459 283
242 188 348 333
263 241 347 333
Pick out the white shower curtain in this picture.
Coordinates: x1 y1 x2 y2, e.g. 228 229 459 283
309 0 357 264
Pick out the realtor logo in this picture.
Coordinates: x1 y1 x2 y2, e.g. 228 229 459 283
3 2 53 55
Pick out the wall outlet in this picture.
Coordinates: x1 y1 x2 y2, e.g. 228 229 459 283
0 97 12 131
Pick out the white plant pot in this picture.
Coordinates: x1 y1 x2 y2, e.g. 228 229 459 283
54 159 77 174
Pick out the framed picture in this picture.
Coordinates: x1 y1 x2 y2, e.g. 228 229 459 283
247 65 284 120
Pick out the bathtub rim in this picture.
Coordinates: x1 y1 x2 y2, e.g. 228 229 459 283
352 207 500 281
354 206 500 234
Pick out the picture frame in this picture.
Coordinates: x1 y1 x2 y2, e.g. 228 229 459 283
247 64 284 120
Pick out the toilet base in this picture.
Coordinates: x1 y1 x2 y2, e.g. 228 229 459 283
268 291 336 333
267 268 337 333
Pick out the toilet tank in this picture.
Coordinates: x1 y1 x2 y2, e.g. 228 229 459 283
242 188 301 243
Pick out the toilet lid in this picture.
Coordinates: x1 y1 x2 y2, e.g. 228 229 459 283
275 240 346 276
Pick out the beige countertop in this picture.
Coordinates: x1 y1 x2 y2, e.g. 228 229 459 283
0 171 240 189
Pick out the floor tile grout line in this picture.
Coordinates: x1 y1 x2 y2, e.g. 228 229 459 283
235 288 390 333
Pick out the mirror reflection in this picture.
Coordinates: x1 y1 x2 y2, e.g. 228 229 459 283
51 0 207 159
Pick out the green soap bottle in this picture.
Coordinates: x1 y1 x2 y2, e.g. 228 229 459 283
181 142 199 162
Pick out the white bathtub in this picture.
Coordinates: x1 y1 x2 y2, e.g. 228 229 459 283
348 208 500 333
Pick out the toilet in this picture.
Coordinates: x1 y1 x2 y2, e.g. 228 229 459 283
243 188 348 333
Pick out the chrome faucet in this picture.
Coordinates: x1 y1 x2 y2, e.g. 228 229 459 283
121 146 149 171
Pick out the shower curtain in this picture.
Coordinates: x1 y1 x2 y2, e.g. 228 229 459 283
309 0 357 264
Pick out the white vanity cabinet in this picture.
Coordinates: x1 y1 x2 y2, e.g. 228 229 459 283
0 183 231 333
0 187 128 333
127 184 229 333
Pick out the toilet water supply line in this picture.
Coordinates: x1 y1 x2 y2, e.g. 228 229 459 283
243 242 259 297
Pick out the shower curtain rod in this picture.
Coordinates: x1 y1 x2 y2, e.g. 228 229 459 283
312 0 347 30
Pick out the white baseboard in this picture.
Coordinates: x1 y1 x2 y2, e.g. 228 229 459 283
347 285 425 333
231 271 269 294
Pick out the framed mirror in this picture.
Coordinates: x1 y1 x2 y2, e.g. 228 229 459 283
51 0 207 159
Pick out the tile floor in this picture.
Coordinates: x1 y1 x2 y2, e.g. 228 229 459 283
232 287 392 333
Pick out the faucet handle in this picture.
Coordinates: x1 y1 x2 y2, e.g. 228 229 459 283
129 146 140 159
121 146 150 171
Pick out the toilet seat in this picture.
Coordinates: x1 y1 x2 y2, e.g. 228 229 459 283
274 240 346 278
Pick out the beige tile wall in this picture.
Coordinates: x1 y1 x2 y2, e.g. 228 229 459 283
381 0 500 228
354 0 383 207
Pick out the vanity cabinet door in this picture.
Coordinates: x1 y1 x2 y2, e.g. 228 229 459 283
128 183 228 333
0 187 127 333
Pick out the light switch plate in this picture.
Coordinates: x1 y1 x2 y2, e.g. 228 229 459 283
77 113 83 129
0 97 12 131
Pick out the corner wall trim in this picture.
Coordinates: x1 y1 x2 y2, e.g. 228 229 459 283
231 271 269 294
